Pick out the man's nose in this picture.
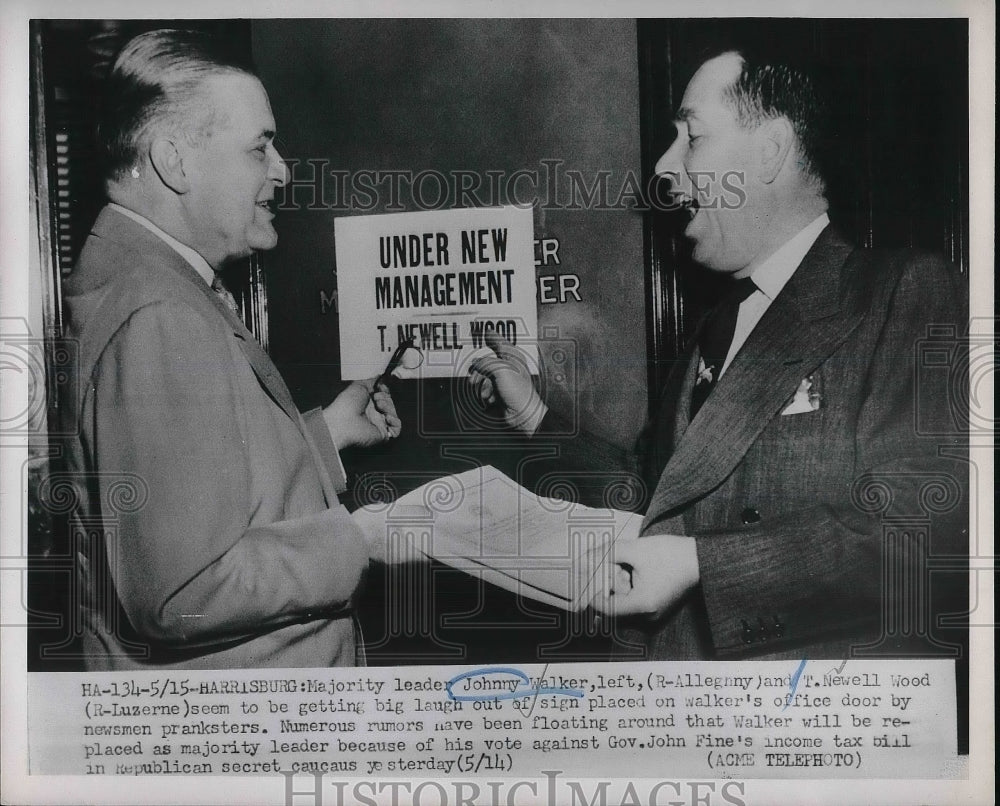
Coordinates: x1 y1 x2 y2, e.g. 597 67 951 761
654 132 686 182
268 144 289 187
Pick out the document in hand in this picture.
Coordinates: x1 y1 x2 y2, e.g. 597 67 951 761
353 465 640 611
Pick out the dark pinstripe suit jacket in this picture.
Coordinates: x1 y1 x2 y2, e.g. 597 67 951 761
526 227 968 660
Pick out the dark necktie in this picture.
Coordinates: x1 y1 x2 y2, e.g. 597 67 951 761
690 276 758 419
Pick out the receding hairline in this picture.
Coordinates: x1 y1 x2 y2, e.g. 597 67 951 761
151 69 267 148
673 51 746 124
100 29 262 180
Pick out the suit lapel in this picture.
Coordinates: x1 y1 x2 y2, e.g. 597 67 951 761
670 331 702 446
88 207 305 434
194 280 305 430
643 228 862 531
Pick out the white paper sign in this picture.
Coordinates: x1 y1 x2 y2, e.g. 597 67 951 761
335 206 538 379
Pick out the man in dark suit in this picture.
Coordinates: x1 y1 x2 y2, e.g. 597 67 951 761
472 47 967 659
60 30 404 669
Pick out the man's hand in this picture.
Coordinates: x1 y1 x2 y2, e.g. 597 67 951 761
323 379 401 450
588 535 700 619
351 504 429 565
467 332 547 434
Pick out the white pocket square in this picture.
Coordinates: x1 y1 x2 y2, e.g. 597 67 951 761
781 375 821 415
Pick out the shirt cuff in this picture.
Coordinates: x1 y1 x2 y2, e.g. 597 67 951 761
302 408 348 494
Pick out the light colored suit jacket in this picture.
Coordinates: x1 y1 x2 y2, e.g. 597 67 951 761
631 227 968 659
60 206 369 669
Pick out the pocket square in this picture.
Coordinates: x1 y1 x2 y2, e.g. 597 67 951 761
781 374 822 415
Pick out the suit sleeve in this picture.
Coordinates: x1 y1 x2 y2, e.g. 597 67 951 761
301 407 349 494
693 256 968 655
89 301 369 647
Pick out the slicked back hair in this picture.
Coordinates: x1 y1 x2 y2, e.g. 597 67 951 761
98 29 257 183
705 45 831 193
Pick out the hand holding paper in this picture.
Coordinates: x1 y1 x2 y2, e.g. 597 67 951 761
352 503 429 564
587 534 700 619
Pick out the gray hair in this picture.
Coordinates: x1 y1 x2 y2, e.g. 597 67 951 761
98 29 257 182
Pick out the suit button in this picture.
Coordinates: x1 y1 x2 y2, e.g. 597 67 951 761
740 620 754 644
741 507 761 524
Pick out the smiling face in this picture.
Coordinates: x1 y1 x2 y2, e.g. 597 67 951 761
654 52 770 275
178 72 288 268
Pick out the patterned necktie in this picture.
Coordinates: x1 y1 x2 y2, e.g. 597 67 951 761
211 274 240 315
691 276 758 419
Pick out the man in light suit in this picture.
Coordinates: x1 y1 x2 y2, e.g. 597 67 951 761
473 46 967 659
60 30 404 669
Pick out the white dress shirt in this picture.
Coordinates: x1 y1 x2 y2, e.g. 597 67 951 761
720 212 830 376
109 203 215 286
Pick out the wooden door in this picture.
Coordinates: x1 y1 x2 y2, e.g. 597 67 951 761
637 18 969 401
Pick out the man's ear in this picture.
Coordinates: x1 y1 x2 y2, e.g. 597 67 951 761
148 137 190 194
757 117 795 185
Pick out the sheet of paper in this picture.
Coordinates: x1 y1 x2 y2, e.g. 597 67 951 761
335 206 539 379
353 465 641 610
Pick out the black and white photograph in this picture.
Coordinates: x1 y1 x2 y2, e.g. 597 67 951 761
1 2 993 804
